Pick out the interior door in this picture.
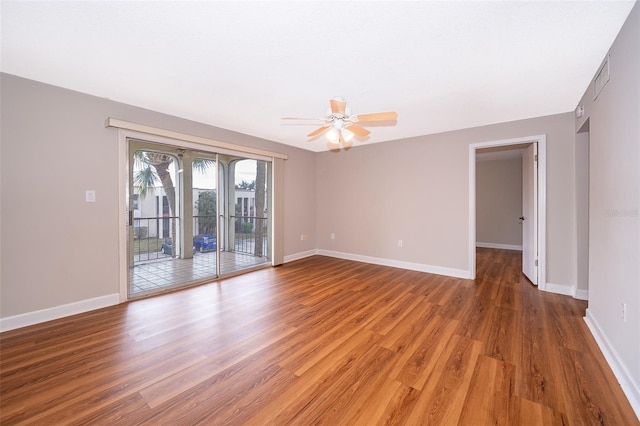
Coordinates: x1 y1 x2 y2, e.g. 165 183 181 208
522 143 538 284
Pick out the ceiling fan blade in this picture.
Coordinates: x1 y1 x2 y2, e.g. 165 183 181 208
330 98 347 115
348 124 371 137
307 125 330 137
355 112 398 122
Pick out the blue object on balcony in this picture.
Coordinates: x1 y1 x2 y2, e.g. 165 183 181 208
161 234 217 255
161 239 173 255
193 234 217 252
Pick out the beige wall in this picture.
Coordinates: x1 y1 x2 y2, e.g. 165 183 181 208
0 73 317 318
317 112 575 286
0 74 577 324
476 158 523 248
576 2 639 404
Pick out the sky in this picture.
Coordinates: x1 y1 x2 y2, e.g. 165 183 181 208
133 152 258 191
192 159 256 190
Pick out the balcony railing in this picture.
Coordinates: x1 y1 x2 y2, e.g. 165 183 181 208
133 216 178 263
231 215 268 256
132 215 268 264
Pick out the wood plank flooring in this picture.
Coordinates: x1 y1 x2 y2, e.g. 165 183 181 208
1 248 637 425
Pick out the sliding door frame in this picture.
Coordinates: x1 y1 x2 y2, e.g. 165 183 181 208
116 127 284 301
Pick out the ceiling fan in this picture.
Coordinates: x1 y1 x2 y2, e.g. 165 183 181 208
283 97 398 145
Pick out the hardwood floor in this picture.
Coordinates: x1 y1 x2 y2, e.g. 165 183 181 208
1 248 637 425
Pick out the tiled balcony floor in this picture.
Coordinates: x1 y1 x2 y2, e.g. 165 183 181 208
130 251 269 295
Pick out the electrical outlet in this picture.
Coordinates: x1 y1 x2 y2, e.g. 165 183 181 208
300 234 306 241
397 240 403 248
85 190 96 203
621 302 627 322
330 233 335 240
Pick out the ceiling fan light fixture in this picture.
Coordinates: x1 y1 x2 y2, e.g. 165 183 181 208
326 128 340 144
340 128 354 142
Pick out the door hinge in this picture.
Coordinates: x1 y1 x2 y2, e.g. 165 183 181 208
534 154 538 162
535 259 538 266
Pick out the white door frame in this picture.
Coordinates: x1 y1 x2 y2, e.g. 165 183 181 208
468 134 547 291
521 142 538 284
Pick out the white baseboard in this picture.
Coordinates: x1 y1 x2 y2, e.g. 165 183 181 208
283 249 318 263
543 282 574 296
316 249 470 279
573 288 589 300
476 242 523 251
545 282 590 301
584 309 640 420
0 294 120 332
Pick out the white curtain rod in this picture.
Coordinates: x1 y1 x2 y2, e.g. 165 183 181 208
105 117 288 160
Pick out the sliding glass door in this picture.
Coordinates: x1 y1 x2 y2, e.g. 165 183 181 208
127 140 271 299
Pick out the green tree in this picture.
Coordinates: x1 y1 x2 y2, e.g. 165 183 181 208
195 190 216 234
235 180 256 190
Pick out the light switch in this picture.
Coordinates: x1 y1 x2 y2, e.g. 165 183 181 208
85 190 96 203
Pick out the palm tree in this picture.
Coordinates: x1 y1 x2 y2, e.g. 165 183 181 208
134 151 177 215
134 151 215 211
134 150 214 255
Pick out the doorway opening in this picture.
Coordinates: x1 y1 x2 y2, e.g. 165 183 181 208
469 135 547 290
575 120 590 300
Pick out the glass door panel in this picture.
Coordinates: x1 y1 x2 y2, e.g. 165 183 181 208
220 157 271 275
129 145 182 297
191 155 218 282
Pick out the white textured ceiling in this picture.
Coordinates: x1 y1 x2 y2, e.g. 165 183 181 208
1 1 635 152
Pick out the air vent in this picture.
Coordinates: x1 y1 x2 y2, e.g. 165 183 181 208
594 55 610 100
